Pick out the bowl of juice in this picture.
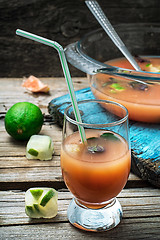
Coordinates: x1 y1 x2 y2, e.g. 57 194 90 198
65 23 160 123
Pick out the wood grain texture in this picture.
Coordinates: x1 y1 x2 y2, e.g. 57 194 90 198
48 88 160 188
0 188 159 225
0 0 160 77
0 77 160 239
0 220 160 240
0 189 160 239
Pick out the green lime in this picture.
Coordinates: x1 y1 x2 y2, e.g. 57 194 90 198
4 102 43 141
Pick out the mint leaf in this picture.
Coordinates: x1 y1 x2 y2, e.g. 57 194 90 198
101 132 119 141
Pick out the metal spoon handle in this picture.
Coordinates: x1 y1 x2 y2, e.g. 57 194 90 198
85 0 142 71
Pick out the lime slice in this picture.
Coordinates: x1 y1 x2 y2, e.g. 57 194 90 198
28 148 38 156
30 189 43 199
33 204 40 212
40 189 55 207
25 205 34 215
110 83 125 91
49 139 52 149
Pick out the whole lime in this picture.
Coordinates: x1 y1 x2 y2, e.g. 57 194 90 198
5 102 44 141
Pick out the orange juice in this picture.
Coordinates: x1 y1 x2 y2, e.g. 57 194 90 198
61 129 131 207
91 57 160 123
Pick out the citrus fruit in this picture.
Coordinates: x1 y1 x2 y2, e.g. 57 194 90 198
5 102 43 141
22 75 49 93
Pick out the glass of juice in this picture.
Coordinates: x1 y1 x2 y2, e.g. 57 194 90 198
60 99 131 231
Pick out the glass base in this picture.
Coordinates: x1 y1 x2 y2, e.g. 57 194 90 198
67 198 122 232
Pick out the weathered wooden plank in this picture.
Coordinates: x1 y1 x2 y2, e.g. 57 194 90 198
0 219 160 240
0 156 60 168
0 77 88 115
0 162 140 182
0 189 160 239
0 166 62 182
0 188 160 225
48 88 160 188
0 77 87 91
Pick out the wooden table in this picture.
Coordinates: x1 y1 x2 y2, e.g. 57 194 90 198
0 77 160 239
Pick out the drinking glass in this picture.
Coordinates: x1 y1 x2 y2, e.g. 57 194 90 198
60 99 131 231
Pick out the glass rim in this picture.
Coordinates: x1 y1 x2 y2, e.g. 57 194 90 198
77 24 160 78
64 99 129 127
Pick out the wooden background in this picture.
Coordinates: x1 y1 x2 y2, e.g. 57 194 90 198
1 0 160 78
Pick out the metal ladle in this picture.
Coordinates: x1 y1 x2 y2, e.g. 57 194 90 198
85 0 142 72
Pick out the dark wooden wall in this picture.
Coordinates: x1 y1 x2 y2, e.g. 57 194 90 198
0 0 160 77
